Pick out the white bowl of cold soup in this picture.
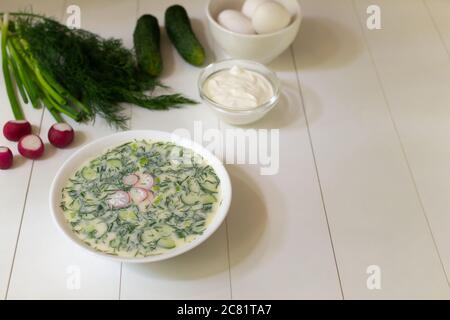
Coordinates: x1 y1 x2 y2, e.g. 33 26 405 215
49 130 232 263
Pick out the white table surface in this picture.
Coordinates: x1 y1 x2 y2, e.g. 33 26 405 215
1 0 450 300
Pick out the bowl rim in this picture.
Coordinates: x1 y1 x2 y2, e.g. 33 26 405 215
206 0 301 39
49 130 232 263
198 59 281 113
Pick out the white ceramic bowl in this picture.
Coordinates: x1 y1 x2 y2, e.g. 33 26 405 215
199 59 280 125
49 130 232 263
207 0 302 63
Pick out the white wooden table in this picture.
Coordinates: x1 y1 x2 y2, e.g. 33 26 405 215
1 0 450 300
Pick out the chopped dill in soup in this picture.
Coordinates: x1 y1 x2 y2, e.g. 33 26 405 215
60 140 221 258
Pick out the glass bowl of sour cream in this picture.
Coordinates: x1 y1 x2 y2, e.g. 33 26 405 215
198 59 280 125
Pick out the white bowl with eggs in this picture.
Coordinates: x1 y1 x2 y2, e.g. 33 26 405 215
207 0 302 63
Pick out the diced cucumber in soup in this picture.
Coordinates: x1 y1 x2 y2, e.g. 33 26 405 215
82 167 97 180
158 237 176 249
106 159 122 170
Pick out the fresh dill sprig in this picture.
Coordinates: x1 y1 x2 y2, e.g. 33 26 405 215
0 12 197 129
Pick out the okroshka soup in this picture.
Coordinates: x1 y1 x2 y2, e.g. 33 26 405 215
60 139 221 258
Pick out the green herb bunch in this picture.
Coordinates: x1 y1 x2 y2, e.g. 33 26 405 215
0 12 196 129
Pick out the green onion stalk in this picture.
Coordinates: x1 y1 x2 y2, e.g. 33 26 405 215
1 13 26 121
1 12 81 125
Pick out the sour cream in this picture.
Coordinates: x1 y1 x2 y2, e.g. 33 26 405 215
203 65 274 110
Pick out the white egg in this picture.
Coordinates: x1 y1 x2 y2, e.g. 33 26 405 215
252 1 291 34
241 0 271 18
217 9 256 34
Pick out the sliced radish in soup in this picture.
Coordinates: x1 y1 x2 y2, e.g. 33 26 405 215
107 191 130 209
123 174 139 186
129 187 148 203
135 173 154 190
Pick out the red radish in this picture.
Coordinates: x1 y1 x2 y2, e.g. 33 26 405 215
48 123 74 148
123 174 139 186
129 187 148 203
107 191 130 209
3 120 32 142
0 147 13 170
146 191 155 203
18 134 45 159
135 173 154 190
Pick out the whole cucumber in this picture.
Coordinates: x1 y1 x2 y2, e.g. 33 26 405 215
165 5 205 66
134 14 162 77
